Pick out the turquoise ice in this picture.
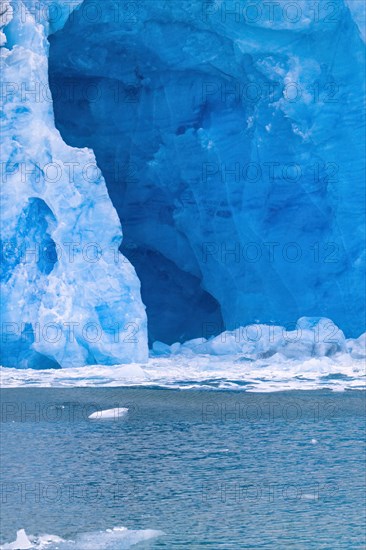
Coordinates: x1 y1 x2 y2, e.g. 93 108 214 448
49 0 365 343
1 1 365 368
1 1 148 368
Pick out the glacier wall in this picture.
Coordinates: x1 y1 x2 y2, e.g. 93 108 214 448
1 0 364 370
48 0 365 343
0 0 148 368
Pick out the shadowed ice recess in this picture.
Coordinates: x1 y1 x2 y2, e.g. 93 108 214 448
0 0 365 370
48 0 365 344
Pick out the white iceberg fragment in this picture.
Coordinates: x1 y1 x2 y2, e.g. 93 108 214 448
0 526 164 549
1 530 33 550
88 407 128 420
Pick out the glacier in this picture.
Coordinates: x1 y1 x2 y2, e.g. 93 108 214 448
48 0 365 344
0 0 148 368
0 0 365 370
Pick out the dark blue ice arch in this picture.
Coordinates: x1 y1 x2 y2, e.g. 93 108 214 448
49 0 365 342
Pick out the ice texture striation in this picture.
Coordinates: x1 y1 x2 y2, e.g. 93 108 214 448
48 0 366 343
0 0 148 368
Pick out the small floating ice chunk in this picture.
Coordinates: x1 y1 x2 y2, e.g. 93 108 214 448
302 493 317 500
1 529 32 549
88 407 128 420
311 438 317 444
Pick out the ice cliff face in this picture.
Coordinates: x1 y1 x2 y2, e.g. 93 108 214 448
48 0 365 344
1 0 364 369
1 0 148 368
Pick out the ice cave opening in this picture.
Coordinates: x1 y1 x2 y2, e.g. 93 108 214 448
47 0 365 345
47 14 225 345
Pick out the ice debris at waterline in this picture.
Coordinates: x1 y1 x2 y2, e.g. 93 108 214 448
0 527 165 550
1 319 365 392
152 317 361 359
88 407 128 420
0 0 148 370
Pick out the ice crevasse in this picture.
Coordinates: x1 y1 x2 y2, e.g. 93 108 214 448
0 0 148 368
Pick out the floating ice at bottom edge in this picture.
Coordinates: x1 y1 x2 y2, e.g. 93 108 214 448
0 527 165 550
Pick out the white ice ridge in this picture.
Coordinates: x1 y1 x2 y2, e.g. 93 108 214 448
1 318 365 392
88 407 128 420
152 317 364 360
0 526 165 549
0 1 148 368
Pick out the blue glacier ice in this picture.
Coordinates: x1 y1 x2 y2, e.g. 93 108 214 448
0 0 365 370
48 0 365 344
0 0 148 368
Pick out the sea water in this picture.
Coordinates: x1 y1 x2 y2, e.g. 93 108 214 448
0 388 365 548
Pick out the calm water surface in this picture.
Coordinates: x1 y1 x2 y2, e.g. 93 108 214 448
0 389 365 548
